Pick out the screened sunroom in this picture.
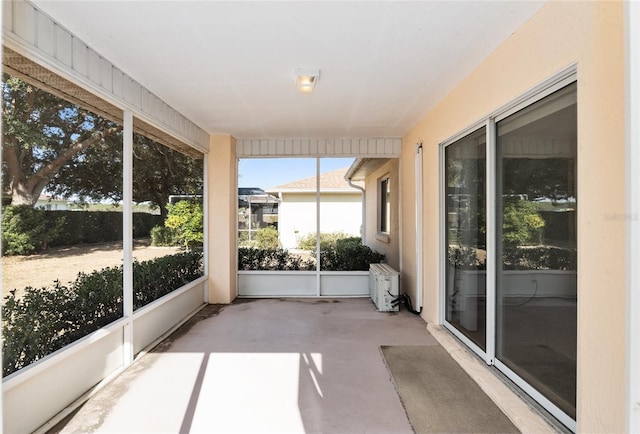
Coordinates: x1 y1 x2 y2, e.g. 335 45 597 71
2 1 639 433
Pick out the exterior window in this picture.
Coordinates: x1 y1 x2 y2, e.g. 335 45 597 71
380 177 391 234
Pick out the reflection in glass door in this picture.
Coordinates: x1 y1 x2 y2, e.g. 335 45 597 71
444 127 487 350
496 82 577 420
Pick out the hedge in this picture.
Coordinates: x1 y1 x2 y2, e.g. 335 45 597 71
297 231 350 251
448 246 577 271
238 238 385 272
1 206 163 255
133 252 204 309
46 210 162 246
502 246 577 271
238 247 314 271
2 251 203 377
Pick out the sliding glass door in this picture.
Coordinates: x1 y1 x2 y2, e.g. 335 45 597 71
495 82 577 420
442 79 577 429
445 127 487 351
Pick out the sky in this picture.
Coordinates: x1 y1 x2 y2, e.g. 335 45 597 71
237 158 355 190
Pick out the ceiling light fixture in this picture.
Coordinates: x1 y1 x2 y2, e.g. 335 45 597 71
295 69 320 93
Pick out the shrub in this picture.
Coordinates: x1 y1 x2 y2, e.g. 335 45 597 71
133 213 164 238
447 246 577 271
448 247 486 270
335 236 363 250
237 227 280 249
134 252 203 309
240 236 384 271
1 269 122 377
165 201 203 249
254 226 280 249
320 238 385 271
2 251 203 377
150 225 176 246
297 231 349 251
1 205 65 255
67 266 124 329
238 247 314 271
502 246 576 271
2 283 83 376
237 230 251 247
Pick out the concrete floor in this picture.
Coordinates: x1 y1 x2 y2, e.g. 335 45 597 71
53 299 439 433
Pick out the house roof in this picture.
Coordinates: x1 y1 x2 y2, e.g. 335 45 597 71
268 167 361 193
346 158 392 182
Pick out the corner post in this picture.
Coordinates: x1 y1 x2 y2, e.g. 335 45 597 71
207 134 237 303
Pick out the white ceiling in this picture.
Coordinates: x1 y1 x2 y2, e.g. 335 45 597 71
33 1 545 140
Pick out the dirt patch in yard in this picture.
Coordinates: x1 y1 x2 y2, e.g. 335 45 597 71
2 240 181 299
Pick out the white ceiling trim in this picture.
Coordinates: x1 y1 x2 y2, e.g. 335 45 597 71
2 0 209 153
236 138 401 158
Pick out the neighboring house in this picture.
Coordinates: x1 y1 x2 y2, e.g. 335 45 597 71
34 194 69 211
237 187 279 239
267 167 363 249
346 159 400 271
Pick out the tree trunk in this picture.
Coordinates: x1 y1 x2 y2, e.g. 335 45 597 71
158 198 168 220
3 126 120 206
3 144 42 206
10 181 42 206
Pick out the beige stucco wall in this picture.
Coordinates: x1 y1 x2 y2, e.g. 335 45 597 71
207 134 237 303
364 159 400 271
401 1 625 431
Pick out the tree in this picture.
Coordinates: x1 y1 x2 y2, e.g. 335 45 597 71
51 132 204 218
502 157 576 201
132 135 203 219
50 131 124 205
502 198 545 246
2 75 121 206
2 74 203 215
164 200 203 249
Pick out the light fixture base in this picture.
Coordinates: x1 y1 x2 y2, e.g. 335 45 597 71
295 68 320 93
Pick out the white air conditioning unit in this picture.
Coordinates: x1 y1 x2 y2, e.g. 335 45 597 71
369 263 400 312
